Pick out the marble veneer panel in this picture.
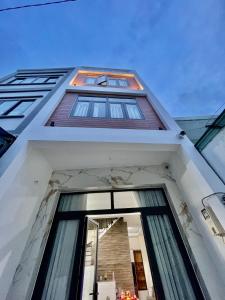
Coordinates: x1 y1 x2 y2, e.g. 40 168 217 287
7 165 209 300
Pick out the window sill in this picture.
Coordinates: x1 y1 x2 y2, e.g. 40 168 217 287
0 115 24 119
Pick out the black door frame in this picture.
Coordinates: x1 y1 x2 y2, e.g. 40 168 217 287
32 188 205 300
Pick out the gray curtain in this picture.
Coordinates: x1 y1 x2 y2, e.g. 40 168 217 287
138 190 166 207
41 220 79 300
58 194 87 211
147 215 196 300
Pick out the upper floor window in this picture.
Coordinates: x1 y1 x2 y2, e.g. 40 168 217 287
72 96 143 120
2 76 59 85
0 99 34 117
85 76 129 88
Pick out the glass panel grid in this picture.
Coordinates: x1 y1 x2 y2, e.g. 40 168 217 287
8 101 33 116
73 102 89 117
58 193 111 211
114 190 167 209
78 96 106 102
108 79 117 86
126 104 142 119
85 77 96 85
23 77 37 83
0 101 18 115
33 78 48 83
93 102 106 118
118 79 128 87
109 103 123 118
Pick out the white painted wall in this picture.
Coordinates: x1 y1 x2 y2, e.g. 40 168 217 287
202 127 225 183
0 146 52 300
170 143 225 299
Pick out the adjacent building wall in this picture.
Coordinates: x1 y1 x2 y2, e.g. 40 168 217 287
175 115 216 144
0 68 72 134
202 127 225 183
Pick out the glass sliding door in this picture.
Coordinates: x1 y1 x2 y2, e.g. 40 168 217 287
32 190 204 300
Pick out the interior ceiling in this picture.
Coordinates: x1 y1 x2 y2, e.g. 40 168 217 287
33 141 175 170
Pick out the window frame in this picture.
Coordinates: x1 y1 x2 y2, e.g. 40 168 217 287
0 99 35 118
1 76 59 85
31 187 205 300
70 95 145 120
84 75 129 88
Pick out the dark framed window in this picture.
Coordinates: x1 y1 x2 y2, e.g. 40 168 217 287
32 188 204 300
0 99 34 117
85 76 129 88
71 95 144 120
2 76 59 85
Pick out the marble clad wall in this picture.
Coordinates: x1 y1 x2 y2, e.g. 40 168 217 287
6 165 208 300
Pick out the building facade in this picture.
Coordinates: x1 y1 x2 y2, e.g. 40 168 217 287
0 67 225 300
195 110 225 185
175 115 217 144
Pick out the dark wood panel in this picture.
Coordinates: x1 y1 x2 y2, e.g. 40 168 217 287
133 250 147 291
46 92 165 130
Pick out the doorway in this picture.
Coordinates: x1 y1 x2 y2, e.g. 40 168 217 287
82 213 155 300
32 188 205 300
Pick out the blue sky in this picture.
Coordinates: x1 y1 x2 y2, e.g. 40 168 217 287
0 0 225 116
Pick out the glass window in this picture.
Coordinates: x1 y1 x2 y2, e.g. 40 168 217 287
96 75 107 85
0 101 18 115
78 96 106 102
126 104 142 119
108 98 135 104
109 103 124 118
8 101 33 116
12 78 25 84
118 79 128 87
108 79 117 86
93 102 106 118
58 193 111 211
73 102 89 117
33 77 47 83
46 77 58 84
114 190 166 209
22 77 36 83
85 77 96 85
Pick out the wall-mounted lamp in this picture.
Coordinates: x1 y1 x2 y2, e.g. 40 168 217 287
201 192 225 242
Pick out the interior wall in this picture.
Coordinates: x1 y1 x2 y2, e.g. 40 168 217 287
0 146 52 300
129 235 154 298
98 218 134 292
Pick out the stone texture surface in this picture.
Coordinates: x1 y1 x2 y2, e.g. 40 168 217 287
97 218 134 292
6 165 206 300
